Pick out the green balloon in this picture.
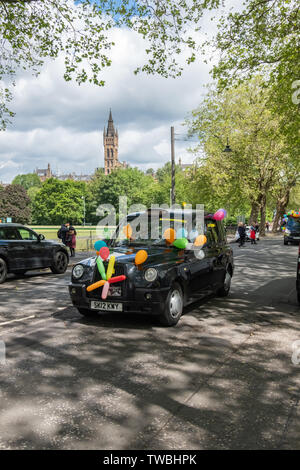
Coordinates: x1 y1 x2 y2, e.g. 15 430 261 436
173 238 188 250
96 256 106 280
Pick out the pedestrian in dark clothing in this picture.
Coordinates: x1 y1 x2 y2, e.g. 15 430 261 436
66 225 77 257
238 222 246 247
58 222 70 245
250 226 256 245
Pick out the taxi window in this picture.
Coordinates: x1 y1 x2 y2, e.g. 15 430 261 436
18 228 38 241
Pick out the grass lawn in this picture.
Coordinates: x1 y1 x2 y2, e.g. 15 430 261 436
29 226 116 251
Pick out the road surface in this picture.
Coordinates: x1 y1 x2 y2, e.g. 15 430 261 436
0 236 299 449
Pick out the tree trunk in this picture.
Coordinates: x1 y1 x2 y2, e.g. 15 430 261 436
272 187 292 232
249 201 259 225
259 194 267 236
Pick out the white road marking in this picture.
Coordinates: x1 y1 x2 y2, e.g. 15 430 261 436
0 315 35 327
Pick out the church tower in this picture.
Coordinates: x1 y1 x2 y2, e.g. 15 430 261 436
103 109 119 175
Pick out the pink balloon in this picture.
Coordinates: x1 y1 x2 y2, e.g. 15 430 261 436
219 208 227 217
213 211 224 221
99 246 110 261
101 281 110 299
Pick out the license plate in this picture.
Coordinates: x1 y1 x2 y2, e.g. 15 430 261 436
293 237 300 240
90 301 123 311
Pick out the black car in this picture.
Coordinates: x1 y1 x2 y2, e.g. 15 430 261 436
297 243 300 304
284 217 300 245
69 209 234 326
0 223 69 283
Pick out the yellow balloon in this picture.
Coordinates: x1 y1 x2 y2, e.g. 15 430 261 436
123 224 133 238
163 228 176 244
194 235 207 247
135 250 148 265
106 255 115 280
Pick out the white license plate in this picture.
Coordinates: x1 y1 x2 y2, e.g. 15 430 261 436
293 237 300 239
90 301 123 312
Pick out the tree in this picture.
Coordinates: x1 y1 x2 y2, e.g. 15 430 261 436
212 0 300 151
12 173 41 190
0 184 31 223
186 78 299 235
0 0 220 129
31 178 87 224
86 167 165 223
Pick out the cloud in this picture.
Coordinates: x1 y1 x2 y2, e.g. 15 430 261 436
0 18 220 183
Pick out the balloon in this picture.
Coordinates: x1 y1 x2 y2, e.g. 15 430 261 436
94 240 107 251
194 235 207 247
135 250 148 265
213 210 225 221
108 275 126 284
219 208 227 217
99 246 110 261
96 256 106 280
189 229 199 242
173 238 188 250
106 255 115 280
176 227 188 239
86 279 106 292
163 228 176 244
195 249 205 260
123 224 133 238
101 281 110 300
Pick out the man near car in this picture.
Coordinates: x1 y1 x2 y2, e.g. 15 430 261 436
58 222 70 245
238 222 246 247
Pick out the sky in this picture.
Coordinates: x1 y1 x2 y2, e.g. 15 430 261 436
0 2 241 183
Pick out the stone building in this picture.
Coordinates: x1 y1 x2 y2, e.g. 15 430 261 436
103 110 126 175
35 163 52 182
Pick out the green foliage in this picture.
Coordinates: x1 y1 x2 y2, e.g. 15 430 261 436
185 78 299 228
0 184 31 223
12 173 41 190
31 178 86 224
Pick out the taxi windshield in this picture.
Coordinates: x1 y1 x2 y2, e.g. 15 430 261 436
110 212 207 248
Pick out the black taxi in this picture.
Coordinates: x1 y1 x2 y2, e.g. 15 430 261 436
69 209 234 326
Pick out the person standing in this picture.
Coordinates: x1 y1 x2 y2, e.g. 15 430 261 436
58 222 69 245
66 224 77 257
250 226 256 245
238 222 246 247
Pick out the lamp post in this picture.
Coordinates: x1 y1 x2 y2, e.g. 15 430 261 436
223 137 233 153
81 196 86 226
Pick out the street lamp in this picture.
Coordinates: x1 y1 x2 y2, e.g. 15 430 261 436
81 196 86 226
223 137 233 153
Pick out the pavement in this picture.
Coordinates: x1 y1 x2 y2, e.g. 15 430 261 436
0 235 299 449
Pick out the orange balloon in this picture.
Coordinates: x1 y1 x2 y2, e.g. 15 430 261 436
194 235 207 247
163 228 176 244
135 250 148 265
123 224 133 238
86 279 106 292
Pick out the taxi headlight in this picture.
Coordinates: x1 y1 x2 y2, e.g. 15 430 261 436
285 229 291 235
144 268 158 282
72 264 84 279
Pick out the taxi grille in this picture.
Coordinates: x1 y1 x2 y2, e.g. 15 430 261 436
86 263 125 298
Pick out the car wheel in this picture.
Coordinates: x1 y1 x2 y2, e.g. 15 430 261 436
159 282 183 327
77 307 97 317
0 258 8 284
50 250 68 274
217 268 232 297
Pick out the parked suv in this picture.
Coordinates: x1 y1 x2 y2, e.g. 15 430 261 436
69 209 234 326
297 243 300 304
284 217 300 245
0 224 69 283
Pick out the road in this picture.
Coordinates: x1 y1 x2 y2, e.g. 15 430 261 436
0 236 299 450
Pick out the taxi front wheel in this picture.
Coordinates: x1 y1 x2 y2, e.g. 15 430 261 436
159 283 183 327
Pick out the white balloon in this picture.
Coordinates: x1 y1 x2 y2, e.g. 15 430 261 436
195 249 205 259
